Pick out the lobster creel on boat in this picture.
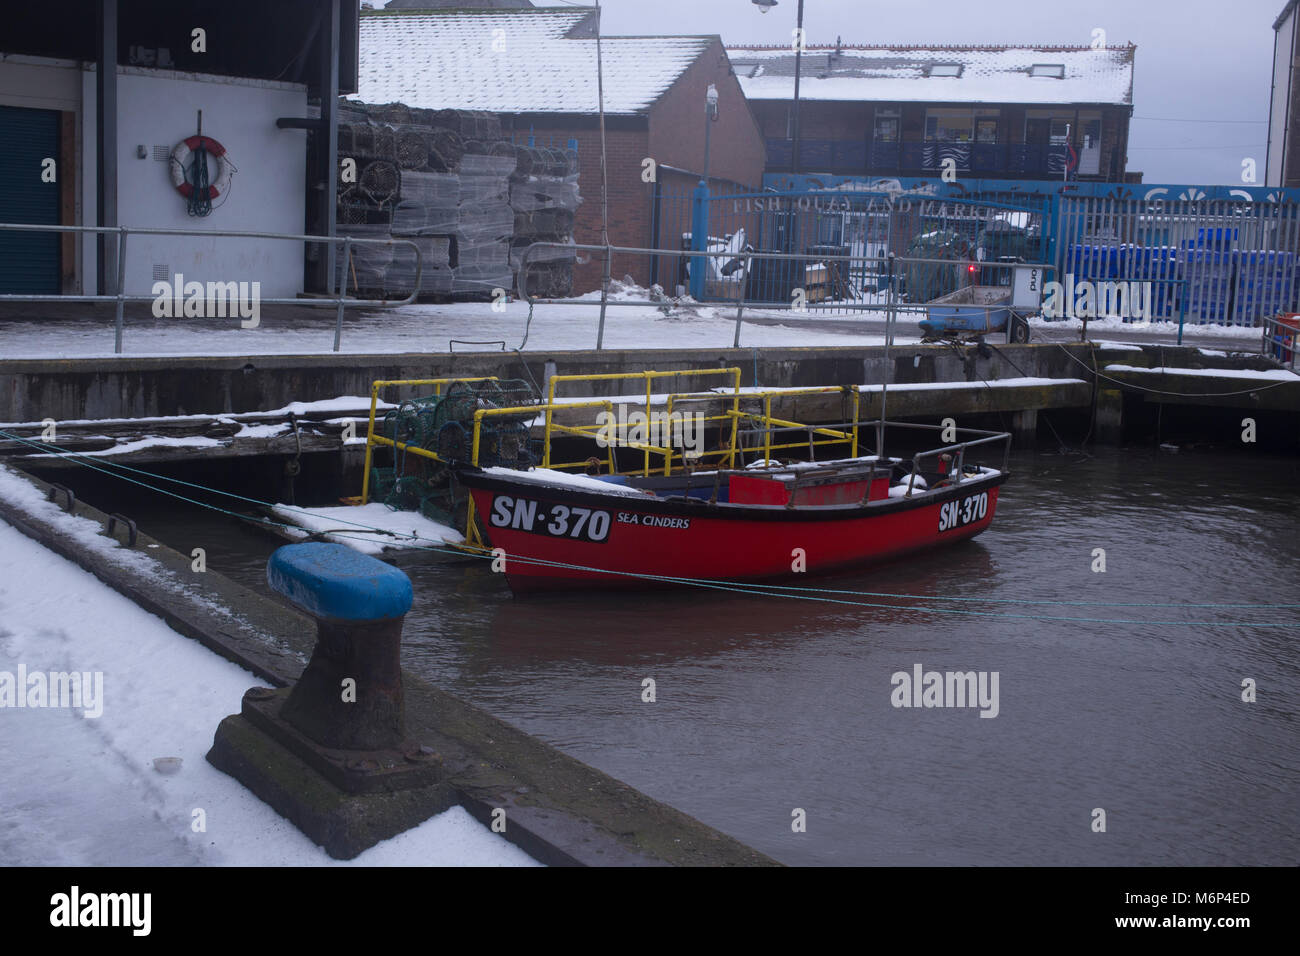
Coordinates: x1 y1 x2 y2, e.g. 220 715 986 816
457 453 1009 593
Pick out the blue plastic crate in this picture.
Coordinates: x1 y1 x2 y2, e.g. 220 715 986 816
1195 227 1238 248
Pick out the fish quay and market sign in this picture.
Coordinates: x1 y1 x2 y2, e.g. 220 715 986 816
729 195 1019 219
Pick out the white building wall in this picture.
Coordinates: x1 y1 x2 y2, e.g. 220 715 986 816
84 66 308 297
1269 8 1297 188
1 57 308 297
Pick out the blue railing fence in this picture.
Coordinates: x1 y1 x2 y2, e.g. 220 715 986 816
669 177 1300 329
653 187 1049 313
1056 196 1300 326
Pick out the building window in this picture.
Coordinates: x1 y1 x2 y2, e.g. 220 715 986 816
874 110 899 143
1078 112 1103 175
927 62 963 77
1025 111 1074 146
926 108 999 143
1029 63 1066 79
926 109 973 142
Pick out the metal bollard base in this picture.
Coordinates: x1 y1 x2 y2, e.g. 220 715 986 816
207 686 451 860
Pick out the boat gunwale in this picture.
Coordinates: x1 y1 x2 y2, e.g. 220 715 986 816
457 466 1009 523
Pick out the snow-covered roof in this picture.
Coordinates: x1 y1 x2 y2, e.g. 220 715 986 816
728 44 1135 107
355 8 714 115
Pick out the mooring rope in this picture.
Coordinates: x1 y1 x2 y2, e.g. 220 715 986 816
0 429 410 537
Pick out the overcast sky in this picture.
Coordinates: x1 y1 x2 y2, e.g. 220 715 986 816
372 0 1283 185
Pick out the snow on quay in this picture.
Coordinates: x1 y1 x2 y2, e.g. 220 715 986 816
0 301 904 358
0 474 539 867
0 299 1269 360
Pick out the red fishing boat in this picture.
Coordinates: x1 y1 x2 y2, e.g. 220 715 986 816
457 435 1010 593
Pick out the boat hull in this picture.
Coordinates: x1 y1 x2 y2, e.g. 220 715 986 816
461 470 1007 593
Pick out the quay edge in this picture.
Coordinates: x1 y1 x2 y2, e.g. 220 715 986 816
0 341 1291 416
0 465 780 867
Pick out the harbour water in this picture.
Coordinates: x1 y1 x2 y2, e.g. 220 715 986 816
40 446 1300 865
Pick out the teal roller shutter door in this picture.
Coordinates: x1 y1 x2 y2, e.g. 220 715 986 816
0 104 61 295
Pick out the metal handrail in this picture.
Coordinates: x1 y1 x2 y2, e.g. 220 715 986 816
0 222 423 354
517 239 1053 308
544 367 742 475
515 239 1055 350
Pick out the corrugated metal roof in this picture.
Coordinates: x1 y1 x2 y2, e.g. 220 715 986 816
729 44 1136 107
355 8 713 115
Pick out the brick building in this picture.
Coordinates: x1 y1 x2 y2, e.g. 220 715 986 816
1269 1 1300 187
727 43 1136 183
356 6 766 291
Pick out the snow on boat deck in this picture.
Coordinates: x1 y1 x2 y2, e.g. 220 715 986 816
0 512 539 866
481 466 655 497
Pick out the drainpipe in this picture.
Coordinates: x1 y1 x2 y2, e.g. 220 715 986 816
96 0 118 297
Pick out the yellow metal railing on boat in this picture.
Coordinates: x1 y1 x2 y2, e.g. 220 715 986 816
738 387 860 464
544 368 742 476
359 374 864 548
661 386 860 466
360 374 691 544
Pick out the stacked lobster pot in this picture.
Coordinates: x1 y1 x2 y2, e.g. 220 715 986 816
453 147 516 297
336 101 579 302
509 145 581 299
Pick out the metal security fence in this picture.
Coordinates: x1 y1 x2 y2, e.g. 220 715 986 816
652 188 1049 316
1056 197 1300 326
516 242 1053 350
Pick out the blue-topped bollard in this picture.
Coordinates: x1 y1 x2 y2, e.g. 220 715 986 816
267 543 414 751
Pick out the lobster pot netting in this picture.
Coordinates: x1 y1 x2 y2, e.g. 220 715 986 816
337 102 577 301
373 379 539 525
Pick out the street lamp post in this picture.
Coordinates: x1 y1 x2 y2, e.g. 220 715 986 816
702 82 719 185
753 0 805 175
690 84 721 301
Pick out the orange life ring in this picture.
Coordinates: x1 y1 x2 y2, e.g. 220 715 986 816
169 135 234 200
